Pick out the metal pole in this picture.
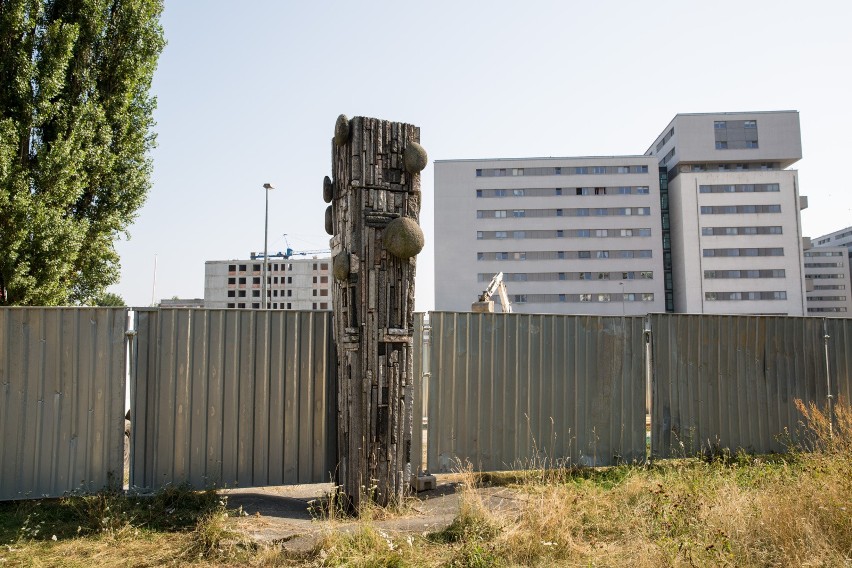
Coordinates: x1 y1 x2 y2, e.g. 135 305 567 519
262 183 274 310
823 320 833 439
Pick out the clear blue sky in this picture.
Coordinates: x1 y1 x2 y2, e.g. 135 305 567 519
111 0 852 311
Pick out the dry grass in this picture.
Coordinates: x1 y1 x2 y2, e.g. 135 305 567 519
2 399 851 567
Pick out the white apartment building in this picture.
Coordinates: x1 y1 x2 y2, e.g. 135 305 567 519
204 255 332 310
434 156 666 315
802 241 852 316
814 225 852 258
646 111 808 315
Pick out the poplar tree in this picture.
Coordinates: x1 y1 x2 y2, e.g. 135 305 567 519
0 0 165 305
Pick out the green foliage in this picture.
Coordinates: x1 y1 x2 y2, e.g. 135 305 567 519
92 291 125 305
0 0 165 306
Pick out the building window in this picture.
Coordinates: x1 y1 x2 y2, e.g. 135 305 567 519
287 290 292 297
238 290 246 297
743 120 757 128
714 121 727 129
715 141 728 149
287 277 292 284
320 302 328 309
228 290 235 297
253 277 260 284
227 303 235 308
313 303 317 309
238 277 246 285
287 303 291 309
228 277 235 285
476 190 483 198
320 289 329 296
239 264 246 271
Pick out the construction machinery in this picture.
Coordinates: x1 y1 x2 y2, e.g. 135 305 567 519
472 272 513 313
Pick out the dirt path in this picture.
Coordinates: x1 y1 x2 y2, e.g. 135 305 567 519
222 475 523 552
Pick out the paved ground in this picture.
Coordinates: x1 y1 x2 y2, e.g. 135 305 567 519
222 475 523 552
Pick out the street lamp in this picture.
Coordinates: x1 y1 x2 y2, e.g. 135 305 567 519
262 183 274 309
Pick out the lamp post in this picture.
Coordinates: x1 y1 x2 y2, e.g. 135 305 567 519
262 183 274 309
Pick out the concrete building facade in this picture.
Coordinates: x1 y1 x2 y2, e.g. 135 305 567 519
435 110 810 317
434 156 666 315
646 111 808 315
204 255 332 310
802 243 852 316
814 225 852 259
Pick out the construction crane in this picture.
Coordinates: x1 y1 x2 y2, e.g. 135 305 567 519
251 234 330 260
471 272 513 313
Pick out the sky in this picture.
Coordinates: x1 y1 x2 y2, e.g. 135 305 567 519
110 0 852 311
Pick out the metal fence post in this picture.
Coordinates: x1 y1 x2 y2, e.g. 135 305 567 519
823 318 834 439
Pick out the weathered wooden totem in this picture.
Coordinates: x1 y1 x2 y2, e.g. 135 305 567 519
325 115 426 508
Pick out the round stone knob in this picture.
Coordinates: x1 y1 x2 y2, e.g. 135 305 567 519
323 176 333 203
324 205 334 235
403 141 428 173
383 217 424 259
333 252 350 281
334 114 350 146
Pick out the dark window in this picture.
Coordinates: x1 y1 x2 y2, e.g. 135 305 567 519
228 264 236 271
228 277 235 285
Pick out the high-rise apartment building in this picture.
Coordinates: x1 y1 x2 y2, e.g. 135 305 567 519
645 111 807 315
435 110 810 316
801 240 852 316
204 255 332 310
814 225 852 259
434 156 666 315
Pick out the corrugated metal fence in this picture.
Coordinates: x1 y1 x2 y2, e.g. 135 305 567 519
3 307 852 500
0 308 127 500
131 309 336 490
426 312 647 471
650 315 831 458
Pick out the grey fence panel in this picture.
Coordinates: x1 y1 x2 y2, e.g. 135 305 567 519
651 314 828 458
0 308 127 500
826 318 852 405
132 309 336 490
427 312 646 473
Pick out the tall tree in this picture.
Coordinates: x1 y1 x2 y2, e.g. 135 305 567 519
0 0 165 305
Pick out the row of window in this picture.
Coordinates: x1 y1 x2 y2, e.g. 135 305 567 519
476 186 652 198
677 162 779 174
477 228 652 240
716 141 759 149
477 250 653 261
227 262 329 273
511 293 655 304
808 307 848 313
477 271 654 282
705 291 787 301
228 275 330 286
807 296 848 302
655 127 674 152
227 288 329 298
475 165 650 177
701 226 782 236
477 207 651 219
703 248 784 257
714 120 757 129
704 269 786 279
806 273 845 279
225 302 329 310
804 250 844 257
805 262 844 268
700 205 781 215
699 183 779 194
